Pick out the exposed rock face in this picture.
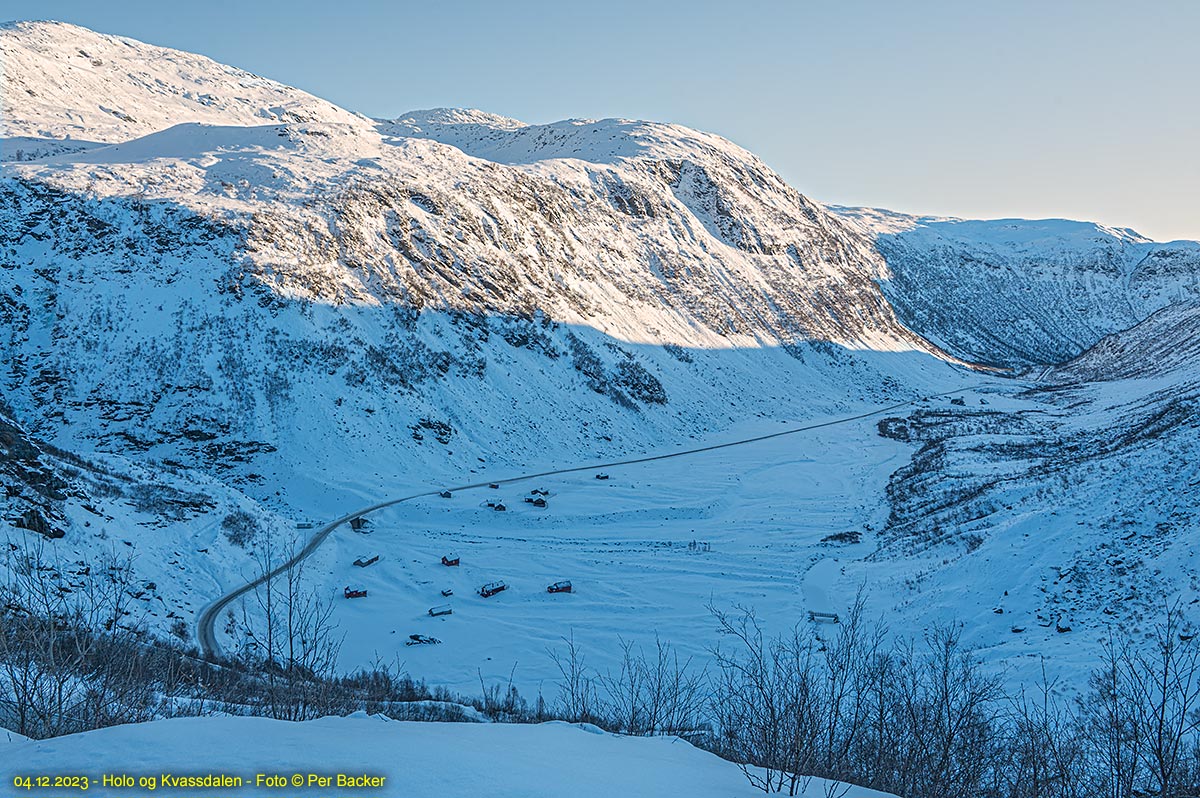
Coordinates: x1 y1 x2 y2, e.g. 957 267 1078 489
1 409 69 539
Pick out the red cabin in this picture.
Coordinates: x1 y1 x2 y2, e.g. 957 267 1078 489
441 554 460 567
547 580 572 594
344 586 368 599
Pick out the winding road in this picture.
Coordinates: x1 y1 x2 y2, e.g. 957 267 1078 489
196 386 983 658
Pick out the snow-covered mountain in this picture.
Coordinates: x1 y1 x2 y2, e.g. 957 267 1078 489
0 20 365 155
0 22 970 499
837 206 1200 369
1047 298 1200 383
2 20 1199 706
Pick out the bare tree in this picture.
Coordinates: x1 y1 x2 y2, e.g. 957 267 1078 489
550 632 600 725
814 592 882 790
239 527 342 720
1129 607 1200 798
593 636 707 737
602 637 649 734
642 637 708 737
894 625 1004 798
1079 605 1200 798
1002 662 1086 798
1080 638 1146 798
708 604 816 795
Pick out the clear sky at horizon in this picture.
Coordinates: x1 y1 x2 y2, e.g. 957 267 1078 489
6 0 1198 241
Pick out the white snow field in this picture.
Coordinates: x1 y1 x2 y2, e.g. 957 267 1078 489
0 714 897 798
254 387 991 696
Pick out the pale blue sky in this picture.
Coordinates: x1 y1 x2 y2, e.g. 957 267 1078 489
8 0 1199 241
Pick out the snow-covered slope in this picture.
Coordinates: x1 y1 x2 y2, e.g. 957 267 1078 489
0 20 364 154
0 22 969 499
0 404 302 631
848 340 1200 688
837 206 1200 368
1 715 894 798
1047 299 1200 382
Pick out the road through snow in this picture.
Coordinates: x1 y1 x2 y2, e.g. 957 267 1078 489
197 386 984 659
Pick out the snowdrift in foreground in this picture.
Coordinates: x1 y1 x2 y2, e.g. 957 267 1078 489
0 715 894 798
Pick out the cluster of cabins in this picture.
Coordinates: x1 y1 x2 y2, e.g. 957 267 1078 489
343 549 572 603
340 523 573 645
338 481 597 642
438 553 572 599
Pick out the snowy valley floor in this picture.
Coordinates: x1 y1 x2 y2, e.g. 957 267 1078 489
14 362 1195 710
207 377 1095 697
214 395 953 691
209 365 1200 702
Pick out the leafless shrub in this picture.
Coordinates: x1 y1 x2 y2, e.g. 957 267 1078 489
219 510 260 548
551 632 601 725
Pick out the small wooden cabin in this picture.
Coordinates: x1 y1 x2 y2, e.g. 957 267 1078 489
479 581 507 598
